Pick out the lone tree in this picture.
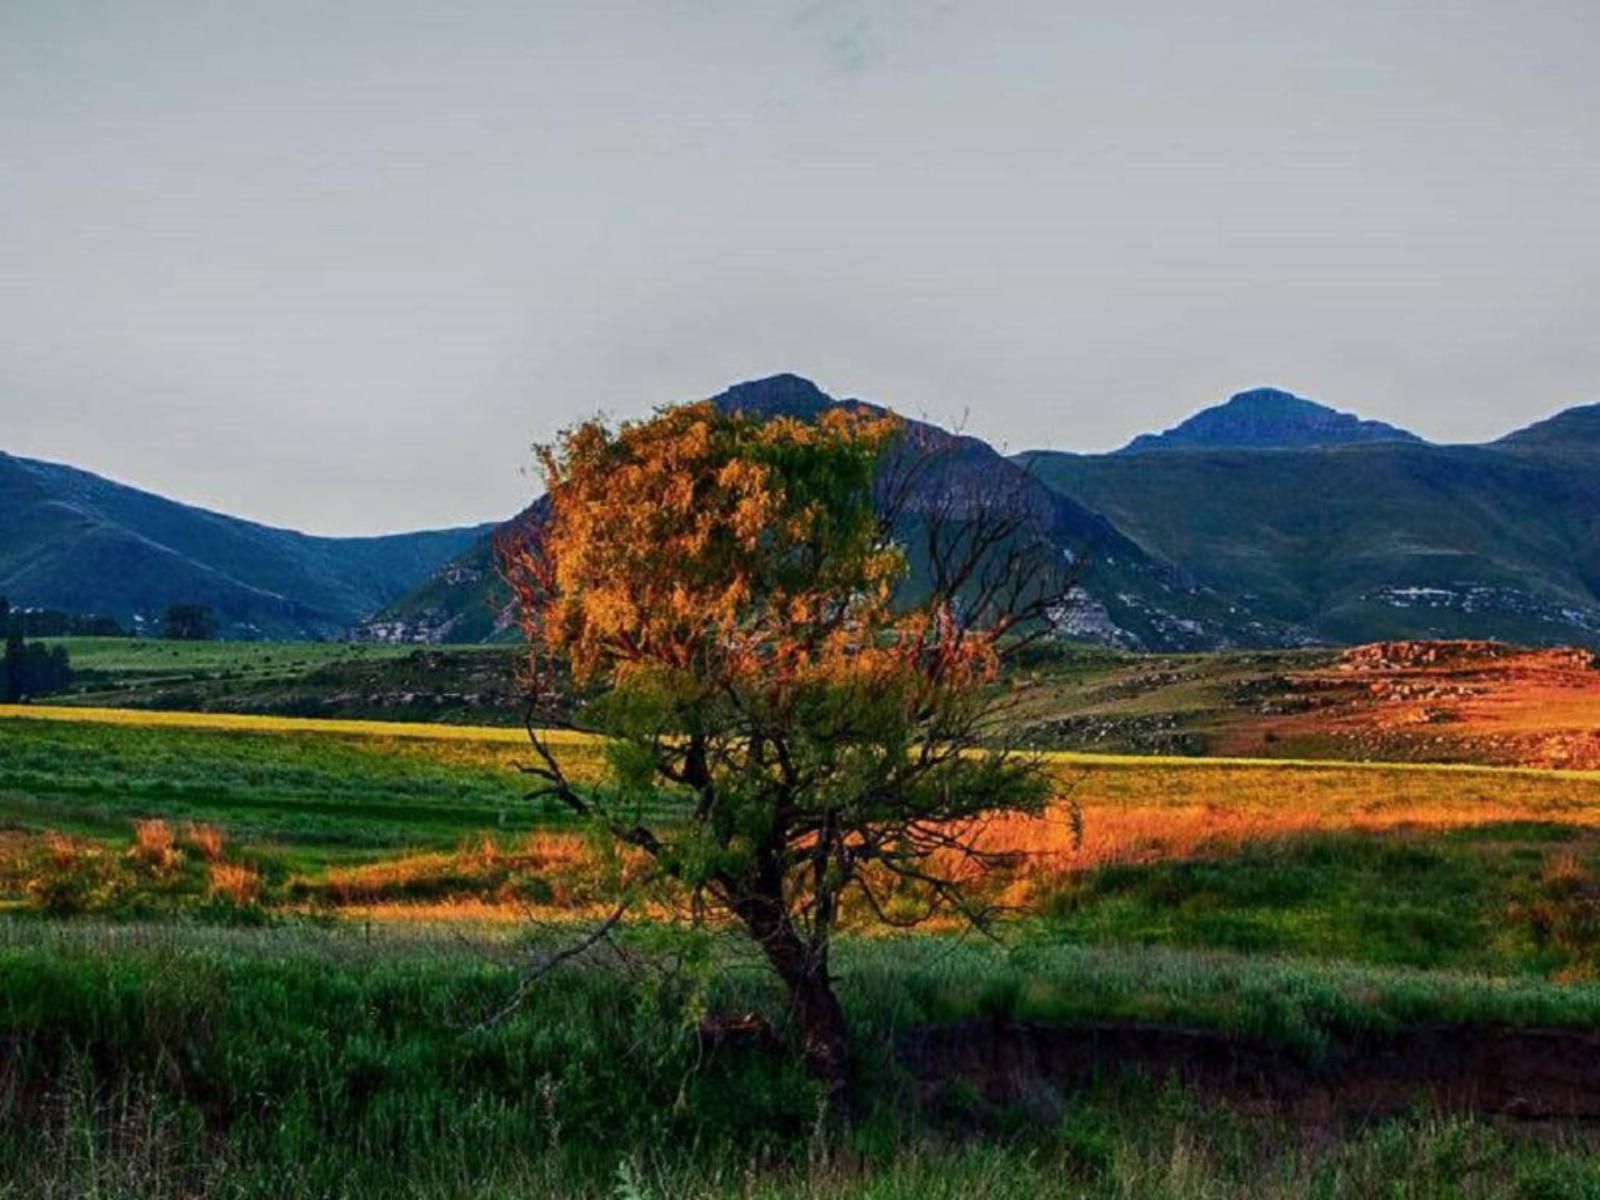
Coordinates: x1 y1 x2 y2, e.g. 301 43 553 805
502 400 1076 1105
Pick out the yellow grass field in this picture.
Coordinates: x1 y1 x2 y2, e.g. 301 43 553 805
9 701 1600 778
0 703 598 745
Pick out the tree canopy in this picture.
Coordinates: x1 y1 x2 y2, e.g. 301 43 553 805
161 604 219 641
1 629 72 702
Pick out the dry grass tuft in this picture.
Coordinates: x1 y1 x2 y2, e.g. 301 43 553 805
127 819 180 874
208 861 262 906
26 834 128 915
181 822 226 863
1542 850 1590 893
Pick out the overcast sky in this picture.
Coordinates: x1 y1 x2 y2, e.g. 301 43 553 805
4 1 1597 534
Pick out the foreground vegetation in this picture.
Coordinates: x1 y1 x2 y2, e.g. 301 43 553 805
7 920 1600 1199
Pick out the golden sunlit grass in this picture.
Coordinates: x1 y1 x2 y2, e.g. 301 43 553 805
0 703 597 745
294 758 1600 924
293 831 607 912
181 822 226 863
128 818 181 873
981 760 1600 873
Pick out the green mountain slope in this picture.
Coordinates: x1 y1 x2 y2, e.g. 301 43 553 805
0 451 494 639
1020 405 1600 646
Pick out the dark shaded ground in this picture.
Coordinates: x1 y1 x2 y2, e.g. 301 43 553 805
901 1020 1600 1127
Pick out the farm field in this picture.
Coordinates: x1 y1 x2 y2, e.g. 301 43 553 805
10 705 1600 1195
36 636 524 724
1012 639 1600 768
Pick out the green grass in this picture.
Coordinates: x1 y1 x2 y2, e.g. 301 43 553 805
10 707 1600 1194
5 920 1600 1198
0 714 560 865
8 714 1600 978
1036 828 1598 976
45 636 414 688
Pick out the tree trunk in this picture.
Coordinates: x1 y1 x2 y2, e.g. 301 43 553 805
781 956 852 1109
732 895 854 1111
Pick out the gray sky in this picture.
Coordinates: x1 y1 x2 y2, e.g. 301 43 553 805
4 1 1597 535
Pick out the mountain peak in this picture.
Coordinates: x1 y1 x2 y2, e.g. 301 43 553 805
1222 387 1325 413
1119 388 1422 453
712 373 836 420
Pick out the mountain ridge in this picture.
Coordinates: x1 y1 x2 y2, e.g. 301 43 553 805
1020 399 1600 647
1495 403 1600 451
16 380 1600 649
0 450 493 639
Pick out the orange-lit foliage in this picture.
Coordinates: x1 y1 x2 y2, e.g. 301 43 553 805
182 822 226 863
957 761 1600 908
509 401 998 699
208 861 263 906
301 832 607 909
24 833 128 914
128 818 180 874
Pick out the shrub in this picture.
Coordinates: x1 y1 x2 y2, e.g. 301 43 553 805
1511 849 1600 979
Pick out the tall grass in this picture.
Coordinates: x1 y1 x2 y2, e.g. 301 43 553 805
4 919 1600 1198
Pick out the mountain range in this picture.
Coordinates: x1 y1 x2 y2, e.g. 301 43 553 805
361 376 1303 651
1020 395 1600 647
7 376 1599 650
0 450 492 639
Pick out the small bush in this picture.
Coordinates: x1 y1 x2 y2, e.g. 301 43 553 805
1511 850 1600 979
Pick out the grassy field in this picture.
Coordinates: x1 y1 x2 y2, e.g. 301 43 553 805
9 707 1600 966
37 637 524 724
40 637 1292 747
22 637 1353 754
9 705 1600 1195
